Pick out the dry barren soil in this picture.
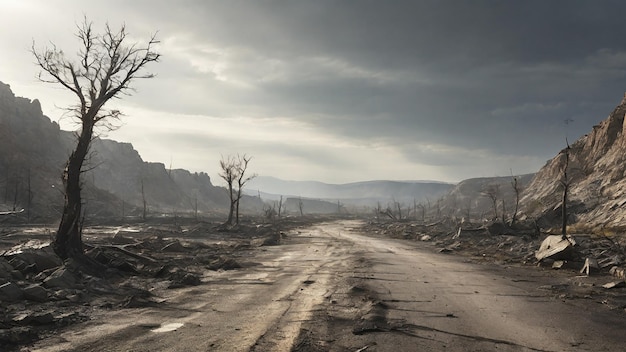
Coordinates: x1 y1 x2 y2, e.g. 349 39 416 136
5 219 626 351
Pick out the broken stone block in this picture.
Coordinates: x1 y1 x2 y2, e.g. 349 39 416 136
535 235 576 261
23 284 49 302
552 260 565 269
580 258 599 275
0 282 24 301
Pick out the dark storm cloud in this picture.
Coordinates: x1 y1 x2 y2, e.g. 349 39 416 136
4 0 626 182
205 0 626 162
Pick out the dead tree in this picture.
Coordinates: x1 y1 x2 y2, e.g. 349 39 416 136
510 176 521 226
481 184 500 221
141 178 148 221
234 154 255 225
277 195 284 217
394 199 402 219
27 169 32 223
219 155 239 226
435 198 442 220
32 18 159 259
298 197 304 216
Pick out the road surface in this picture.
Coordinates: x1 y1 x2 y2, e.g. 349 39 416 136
28 220 625 352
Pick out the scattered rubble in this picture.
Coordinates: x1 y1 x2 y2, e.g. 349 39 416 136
0 217 305 350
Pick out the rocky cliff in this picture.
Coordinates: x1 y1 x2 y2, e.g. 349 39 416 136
0 81 261 221
520 93 626 230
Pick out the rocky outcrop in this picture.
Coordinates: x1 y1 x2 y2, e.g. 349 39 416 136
0 81 260 220
521 93 626 229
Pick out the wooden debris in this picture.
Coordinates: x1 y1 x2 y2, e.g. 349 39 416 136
602 281 625 289
453 226 487 239
580 257 599 275
0 209 24 216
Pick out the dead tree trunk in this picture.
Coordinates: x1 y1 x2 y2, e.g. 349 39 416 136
141 179 147 221
560 143 571 237
227 182 235 225
510 176 520 227
561 161 569 236
55 121 93 259
32 18 159 260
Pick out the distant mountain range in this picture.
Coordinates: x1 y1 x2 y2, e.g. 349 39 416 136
245 176 454 207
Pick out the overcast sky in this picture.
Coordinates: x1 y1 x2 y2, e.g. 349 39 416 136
2 1 626 184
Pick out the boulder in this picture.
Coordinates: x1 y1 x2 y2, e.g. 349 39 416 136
13 311 54 325
0 282 24 301
23 284 49 302
535 235 577 261
0 257 15 279
43 268 78 289
11 249 62 272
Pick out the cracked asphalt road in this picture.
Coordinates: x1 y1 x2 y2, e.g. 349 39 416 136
26 220 626 351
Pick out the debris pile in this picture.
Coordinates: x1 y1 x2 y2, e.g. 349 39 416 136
0 219 292 349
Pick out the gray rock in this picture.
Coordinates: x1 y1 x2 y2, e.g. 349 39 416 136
0 282 24 301
23 284 49 302
12 250 62 272
13 311 54 325
10 269 24 280
0 257 14 279
43 268 78 289
535 235 576 261
0 327 35 345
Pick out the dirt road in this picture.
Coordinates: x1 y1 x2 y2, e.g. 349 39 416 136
26 220 626 351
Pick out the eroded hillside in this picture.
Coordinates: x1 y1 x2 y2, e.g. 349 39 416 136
521 93 626 230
